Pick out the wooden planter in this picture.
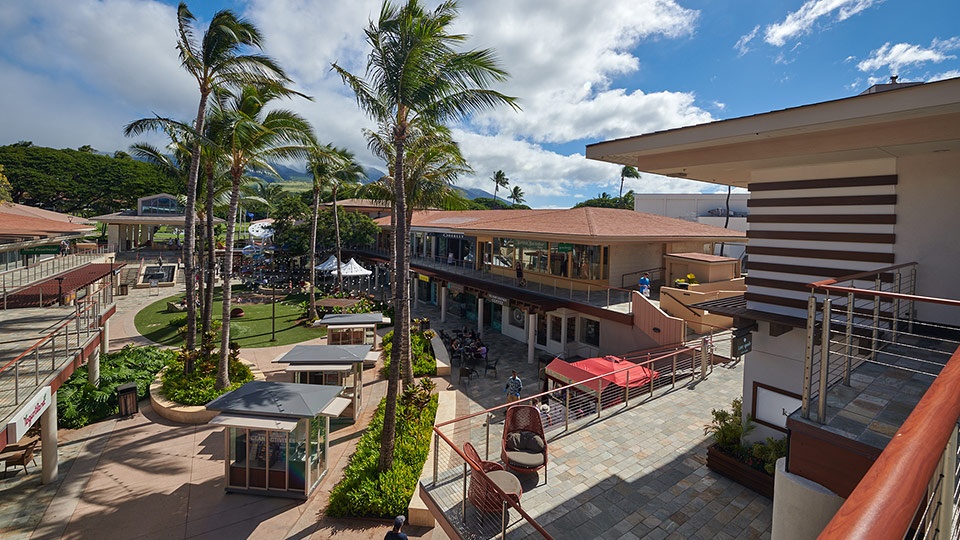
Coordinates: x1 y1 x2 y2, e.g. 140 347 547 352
706 444 774 499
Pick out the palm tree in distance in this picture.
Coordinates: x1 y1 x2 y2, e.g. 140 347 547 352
508 185 525 206
619 165 640 199
491 169 509 202
206 82 314 389
173 2 291 353
332 0 517 473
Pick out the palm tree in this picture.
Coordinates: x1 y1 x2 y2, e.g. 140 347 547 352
508 185 525 206
207 82 314 389
173 3 290 352
491 169 509 202
619 165 640 199
332 0 517 472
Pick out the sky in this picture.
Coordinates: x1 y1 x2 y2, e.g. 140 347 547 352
1 0 958 209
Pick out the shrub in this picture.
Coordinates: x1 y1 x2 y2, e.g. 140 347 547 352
704 397 752 451
161 339 253 405
58 345 174 429
751 436 788 475
327 378 439 517
380 330 437 378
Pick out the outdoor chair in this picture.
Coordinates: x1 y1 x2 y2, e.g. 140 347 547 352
501 405 548 481
459 366 477 386
4 441 38 476
484 356 499 378
463 442 522 513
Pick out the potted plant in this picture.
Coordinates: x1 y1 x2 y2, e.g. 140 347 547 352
704 397 784 498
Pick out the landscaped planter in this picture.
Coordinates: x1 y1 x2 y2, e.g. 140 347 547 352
706 444 774 499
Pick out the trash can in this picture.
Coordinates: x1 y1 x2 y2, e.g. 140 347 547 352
118 283 129 296
117 382 139 416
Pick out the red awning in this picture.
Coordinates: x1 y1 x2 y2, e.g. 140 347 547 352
546 355 658 394
5 263 123 308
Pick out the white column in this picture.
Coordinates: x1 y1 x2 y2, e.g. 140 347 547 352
88 349 100 388
527 312 536 364
560 314 568 350
477 299 484 338
41 392 59 484
413 278 420 313
440 286 448 323
100 319 110 354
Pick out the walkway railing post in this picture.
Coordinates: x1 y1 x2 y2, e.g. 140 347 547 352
461 463 467 518
564 390 570 432
818 297 833 423
433 432 439 485
871 275 881 361
485 415 491 460
893 271 902 344
501 500 508 538
802 295 817 419
624 370 630 407
844 292 854 386
701 338 708 379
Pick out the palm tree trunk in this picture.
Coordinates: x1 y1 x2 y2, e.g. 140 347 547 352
308 183 319 321
217 173 242 390
619 172 625 199
203 163 216 335
197 212 207 334
333 185 344 293
183 92 209 364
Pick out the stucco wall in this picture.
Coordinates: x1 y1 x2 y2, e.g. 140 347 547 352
742 322 807 444
607 243 663 288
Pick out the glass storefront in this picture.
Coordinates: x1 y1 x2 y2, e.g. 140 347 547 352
226 417 326 498
491 238 609 281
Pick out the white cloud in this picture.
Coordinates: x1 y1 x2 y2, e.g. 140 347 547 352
857 38 960 74
929 69 960 81
764 0 881 47
735 25 760 56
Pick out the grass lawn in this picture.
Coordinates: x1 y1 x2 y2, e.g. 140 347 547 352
134 287 324 348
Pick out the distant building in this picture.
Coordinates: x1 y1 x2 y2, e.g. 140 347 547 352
0 202 95 270
634 193 748 259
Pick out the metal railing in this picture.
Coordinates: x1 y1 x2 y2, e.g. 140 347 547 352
0 282 110 422
0 245 114 292
355 247 636 314
620 266 664 290
423 342 719 538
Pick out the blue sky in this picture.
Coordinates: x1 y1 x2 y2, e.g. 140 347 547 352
1 0 957 208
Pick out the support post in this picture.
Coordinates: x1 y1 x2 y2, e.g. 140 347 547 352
527 312 536 364
818 297 833 423
440 285 448 323
477 299 484 339
41 391 59 484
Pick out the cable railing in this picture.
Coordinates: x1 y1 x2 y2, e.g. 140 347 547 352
0 245 114 292
423 344 713 538
0 282 110 423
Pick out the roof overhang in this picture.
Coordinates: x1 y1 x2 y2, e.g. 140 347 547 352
209 413 300 432
586 77 960 188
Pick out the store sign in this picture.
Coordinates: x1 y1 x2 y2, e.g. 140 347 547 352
418 274 430 282
487 294 508 306
442 233 464 239
21 245 61 255
8 387 51 444
732 332 753 356
556 243 573 253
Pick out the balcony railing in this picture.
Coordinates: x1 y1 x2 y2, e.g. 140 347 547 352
423 342 717 538
800 263 960 538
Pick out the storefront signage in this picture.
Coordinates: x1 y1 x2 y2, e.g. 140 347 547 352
487 294 508 306
447 282 464 293
732 332 753 356
418 273 430 282
442 233 465 239
21 245 61 255
7 387 51 444
556 243 573 253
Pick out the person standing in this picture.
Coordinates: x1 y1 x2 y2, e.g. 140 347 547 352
505 370 522 404
385 515 408 540
638 272 651 298
515 261 525 287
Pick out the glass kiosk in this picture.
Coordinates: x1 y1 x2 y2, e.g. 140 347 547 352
272 344 373 422
207 381 350 499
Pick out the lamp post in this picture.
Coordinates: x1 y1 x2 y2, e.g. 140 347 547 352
269 248 277 342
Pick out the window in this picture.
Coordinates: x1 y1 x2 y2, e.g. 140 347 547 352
140 196 183 215
516 239 548 274
581 318 600 347
549 244 570 277
550 315 562 342
493 238 515 268
566 316 576 343
509 307 526 329
572 244 601 280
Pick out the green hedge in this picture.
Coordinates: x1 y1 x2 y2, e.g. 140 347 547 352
161 344 254 406
58 346 174 429
380 329 437 377
327 379 439 517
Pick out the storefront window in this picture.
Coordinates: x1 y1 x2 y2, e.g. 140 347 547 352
550 315 562 342
572 244 602 280
516 239 548 274
310 417 325 489
228 428 247 488
566 316 576 343
581 318 600 347
509 307 526 329
289 420 307 491
493 238 515 268
537 314 547 346
602 246 609 279
549 244 570 277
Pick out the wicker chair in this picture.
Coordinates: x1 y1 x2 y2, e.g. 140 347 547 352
463 442 522 513
501 405 548 481
4 441 38 475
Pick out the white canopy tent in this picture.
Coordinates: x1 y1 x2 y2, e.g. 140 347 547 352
315 254 339 271
328 258 372 277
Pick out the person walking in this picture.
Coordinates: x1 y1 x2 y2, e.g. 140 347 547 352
385 515 408 540
638 272 651 298
505 370 522 404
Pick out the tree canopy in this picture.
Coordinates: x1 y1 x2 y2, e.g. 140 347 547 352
573 190 635 210
0 144 180 215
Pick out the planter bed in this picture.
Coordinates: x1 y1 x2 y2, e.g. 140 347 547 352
706 443 774 499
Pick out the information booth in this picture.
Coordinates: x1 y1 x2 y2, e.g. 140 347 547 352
319 313 390 366
206 381 349 499
272 344 374 422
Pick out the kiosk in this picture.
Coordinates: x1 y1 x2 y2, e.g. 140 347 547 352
206 381 349 499
272 345 376 422
319 313 390 363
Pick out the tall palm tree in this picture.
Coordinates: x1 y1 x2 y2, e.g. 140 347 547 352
332 0 517 472
173 3 290 352
491 169 509 202
207 82 314 389
619 165 640 199
305 145 340 322
508 185 525 206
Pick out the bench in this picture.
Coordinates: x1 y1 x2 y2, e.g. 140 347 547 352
430 335 451 376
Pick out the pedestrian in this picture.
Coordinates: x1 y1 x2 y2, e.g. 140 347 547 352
639 272 651 298
157 255 164 267
505 370 522 404
385 515 408 540
447 252 455 265
515 261 525 287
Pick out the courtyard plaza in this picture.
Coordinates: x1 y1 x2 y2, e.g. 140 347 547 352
0 279 769 539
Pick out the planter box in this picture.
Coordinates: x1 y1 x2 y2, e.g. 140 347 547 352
706 444 774 499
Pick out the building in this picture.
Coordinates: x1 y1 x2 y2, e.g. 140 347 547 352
363 207 745 361
634 192 748 259
587 76 960 537
0 202 96 271
91 193 222 252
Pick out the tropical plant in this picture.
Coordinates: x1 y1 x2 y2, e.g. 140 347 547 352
619 165 640 198
206 82 314 389
491 169 509 202
704 397 753 451
0 164 11 202
332 0 517 472
170 2 291 354
508 185 525 205
751 436 788 475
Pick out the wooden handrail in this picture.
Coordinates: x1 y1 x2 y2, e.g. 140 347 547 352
807 261 918 289
820 345 960 539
